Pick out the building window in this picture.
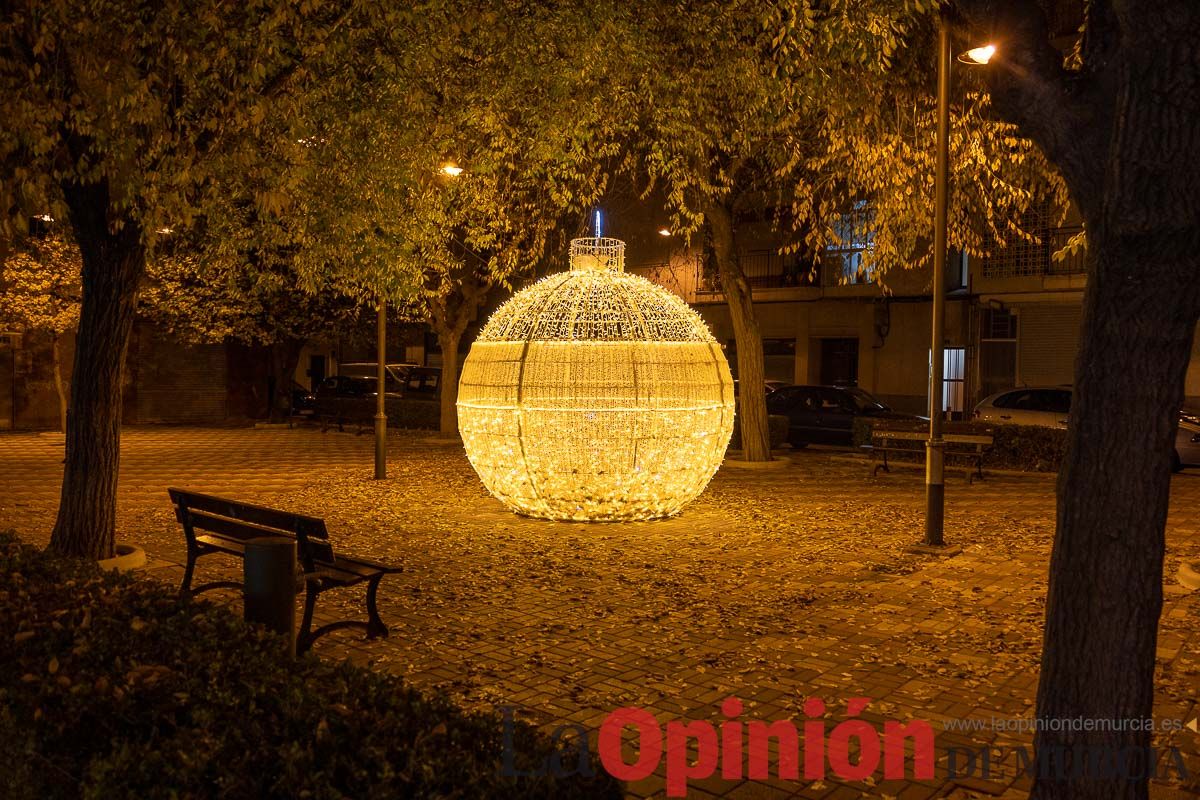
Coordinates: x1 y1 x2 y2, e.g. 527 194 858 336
823 201 875 286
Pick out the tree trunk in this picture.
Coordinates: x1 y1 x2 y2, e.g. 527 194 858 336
49 180 144 560
437 327 463 437
1032 245 1198 800
705 199 771 462
1029 11 1200 797
267 338 305 422
51 331 68 433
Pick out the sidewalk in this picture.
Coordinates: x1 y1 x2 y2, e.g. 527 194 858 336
2 427 1197 798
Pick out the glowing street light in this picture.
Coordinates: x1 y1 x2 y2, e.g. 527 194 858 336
441 163 464 177
959 44 997 65
657 228 672 237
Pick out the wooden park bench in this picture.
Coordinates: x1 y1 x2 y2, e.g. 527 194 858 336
867 423 994 484
169 488 401 653
317 412 372 435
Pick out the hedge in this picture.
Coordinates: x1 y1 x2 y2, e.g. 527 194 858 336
856 419 1069 472
0 533 619 800
729 414 790 451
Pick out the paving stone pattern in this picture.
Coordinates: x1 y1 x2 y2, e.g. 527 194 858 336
1 426 1198 799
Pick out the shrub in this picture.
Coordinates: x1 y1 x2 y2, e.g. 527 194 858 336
390 397 441 430
0 533 619 800
729 414 789 451
857 420 1068 472
851 417 873 448
987 423 1068 472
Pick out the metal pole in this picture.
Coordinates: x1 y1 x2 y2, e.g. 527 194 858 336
374 298 387 480
924 17 951 547
244 536 296 657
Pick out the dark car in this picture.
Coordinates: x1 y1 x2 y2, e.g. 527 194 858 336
313 366 441 428
290 381 317 417
766 384 917 447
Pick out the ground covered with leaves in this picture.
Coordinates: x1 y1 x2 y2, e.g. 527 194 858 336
3 428 1198 798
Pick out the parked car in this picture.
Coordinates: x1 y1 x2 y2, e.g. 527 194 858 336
337 362 418 386
733 379 792 397
974 386 1200 471
765 384 917 447
400 366 442 397
1180 411 1200 471
290 381 317 417
312 364 441 427
973 386 1072 428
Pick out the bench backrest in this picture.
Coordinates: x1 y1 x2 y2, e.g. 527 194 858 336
169 488 334 571
871 420 994 438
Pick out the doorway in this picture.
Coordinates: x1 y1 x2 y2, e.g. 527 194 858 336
819 338 859 386
308 355 327 391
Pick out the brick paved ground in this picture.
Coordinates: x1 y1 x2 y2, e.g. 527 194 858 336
1 425 1198 799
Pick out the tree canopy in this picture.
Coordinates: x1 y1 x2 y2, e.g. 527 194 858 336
0 231 80 336
625 0 1066 276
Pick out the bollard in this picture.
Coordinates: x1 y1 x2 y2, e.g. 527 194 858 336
244 537 297 657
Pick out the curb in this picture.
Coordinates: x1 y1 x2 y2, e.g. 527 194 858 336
420 436 463 447
1180 561 1200 591
98 544 148 573
826 454 1057 479
722 455 792 470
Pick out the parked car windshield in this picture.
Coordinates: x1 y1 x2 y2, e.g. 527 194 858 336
842 387 889 413
338 364 413 387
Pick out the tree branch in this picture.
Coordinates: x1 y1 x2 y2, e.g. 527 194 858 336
953 0 1114 221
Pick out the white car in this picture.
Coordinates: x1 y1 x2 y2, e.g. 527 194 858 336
974 386 1200 472
974 386 1072 428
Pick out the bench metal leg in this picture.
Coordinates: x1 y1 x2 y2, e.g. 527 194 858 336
180 549 244 598
296 577 391 654
180 548 198 597
365 575 389 640
298 582 320 654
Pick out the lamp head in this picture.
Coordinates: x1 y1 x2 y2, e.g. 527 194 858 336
958 44 996 65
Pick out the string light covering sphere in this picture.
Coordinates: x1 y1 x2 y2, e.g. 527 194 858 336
458 237 735 521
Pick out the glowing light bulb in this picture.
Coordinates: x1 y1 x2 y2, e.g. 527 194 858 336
960 44 996 64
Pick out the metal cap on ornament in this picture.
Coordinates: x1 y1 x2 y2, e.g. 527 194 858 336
569 237 625 272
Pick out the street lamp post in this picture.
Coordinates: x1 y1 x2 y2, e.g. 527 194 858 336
374 160 464 480
924 16 952 547
920 22 995 550
374 298 387 480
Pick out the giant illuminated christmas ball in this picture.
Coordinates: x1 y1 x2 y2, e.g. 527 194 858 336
457 237 736 521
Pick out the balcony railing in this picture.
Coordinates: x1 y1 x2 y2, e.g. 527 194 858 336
818 247 876 287
695 250 813 295
688 248 872 296
629 247 880 302
980 225 1086 278
1046 227 1088 275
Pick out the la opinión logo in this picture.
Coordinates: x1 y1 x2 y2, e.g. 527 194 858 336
502 696 935 797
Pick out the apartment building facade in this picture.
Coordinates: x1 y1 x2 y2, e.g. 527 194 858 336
627 212 1200 417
